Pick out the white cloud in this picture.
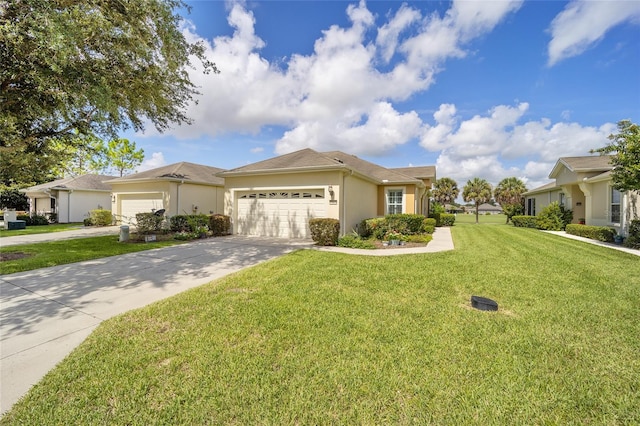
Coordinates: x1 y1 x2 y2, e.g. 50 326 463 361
250 147 264 154
153 0 521 157
547 0 640 66
422 102 616 187
137 152 166 172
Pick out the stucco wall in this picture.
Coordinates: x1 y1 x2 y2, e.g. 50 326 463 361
525 189 562 216
343 174 377 233
589 180 613 226
176 183 224 216
64 191 112 223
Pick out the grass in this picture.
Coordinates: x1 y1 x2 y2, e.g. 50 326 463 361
2 223 639 424
0 236 184 275
454 212 508 225
0 223 86 237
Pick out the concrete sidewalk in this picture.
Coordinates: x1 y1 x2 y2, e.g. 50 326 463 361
0 235 313 414
0 225 122 247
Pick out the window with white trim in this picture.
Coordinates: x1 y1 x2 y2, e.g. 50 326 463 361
611 187 621 223
386 189 404 214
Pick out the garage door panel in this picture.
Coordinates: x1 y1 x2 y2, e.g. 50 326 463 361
236 191 326 238
120 196 163 225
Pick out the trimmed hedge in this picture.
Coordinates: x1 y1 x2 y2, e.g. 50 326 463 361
89 209 113 226
440 213 455 227
385 214 425 235
566 224 617 243
17 214 49 226
169 214 209 232
209 214 231 236
512 215 538 228
422 218 436 234
429 212 441 227
309 218 340 246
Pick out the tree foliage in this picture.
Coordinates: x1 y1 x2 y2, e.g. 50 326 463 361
1 0 217 184
494 177 528 223
463 177 492 224
432 177 460 205
51 134 109 178
0 187 29 210
106 139 144 177
591 120 640 191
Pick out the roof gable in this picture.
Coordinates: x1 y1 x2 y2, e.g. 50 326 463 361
549 155 612 178
109 162 225 186
22 174 117 192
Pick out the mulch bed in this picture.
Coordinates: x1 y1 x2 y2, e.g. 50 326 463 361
0 252 32 262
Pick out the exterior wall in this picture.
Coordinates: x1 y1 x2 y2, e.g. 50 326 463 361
57 191 70 223
34 197 52 215
342 174 378 233
524 189 562 216
170 182 224 216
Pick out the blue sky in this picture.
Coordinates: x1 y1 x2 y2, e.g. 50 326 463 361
127 0 640 191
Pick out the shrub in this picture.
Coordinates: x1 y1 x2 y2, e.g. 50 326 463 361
89 209 113 226
336 234 376 249
309 218 340 246
623 219 640 249
405 234 433 244
422 218 436 234
385 214 425 235
169 214 209 233
83 217 93 226
440 213 455 226
512 215 538 228
17 214 49 226
209 214 231 236
135 213 165 235
536 202 572 231
169 215 190 232
429 212 441 227
566 224 616 243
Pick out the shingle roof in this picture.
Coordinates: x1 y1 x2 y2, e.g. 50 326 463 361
549 155 612 178
22 174 116 192
108 162 225 186
219 148 428 185
523 181 558 195
390 166 436 180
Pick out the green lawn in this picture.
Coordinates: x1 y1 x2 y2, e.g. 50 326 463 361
2 223 638 424
0 223 86 237
454 212 508 224
0 236 184 275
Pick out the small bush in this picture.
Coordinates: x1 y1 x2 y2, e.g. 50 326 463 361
422 217 436 234
17 214 49 226
83 217 93 226
536 202 573 231
440 213 456 226
209 214 231 236
135 213 165 236
309 218 340 246
337 234 376 249
512 215 538 228
566 224 617 243
429 212 441 227
169 214 209 233
623 219 640 249
89 209 113 226
405 234 433 244
385 214 425 235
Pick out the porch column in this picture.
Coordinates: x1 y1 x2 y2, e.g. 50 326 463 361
578 182 592 225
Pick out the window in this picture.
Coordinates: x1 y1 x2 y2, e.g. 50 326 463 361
387 189 403 214
527 198 536 216
611 187 621 223
559 193 565 207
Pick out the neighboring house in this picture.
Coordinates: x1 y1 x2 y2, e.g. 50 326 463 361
21 174 116 223
217 148 436 239
470 203 503 215
523 155 639 236
108 162 226 225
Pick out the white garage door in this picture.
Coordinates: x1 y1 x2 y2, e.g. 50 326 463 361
120 195 164 225
236 189 327 238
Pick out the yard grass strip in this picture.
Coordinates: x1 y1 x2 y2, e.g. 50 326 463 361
0 223 86 237
0 236 184 275
2 224 639 424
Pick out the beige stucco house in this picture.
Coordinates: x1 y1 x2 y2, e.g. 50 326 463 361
21 174 116 223
524 155 639 236
217 148 436 238
108 162 225 224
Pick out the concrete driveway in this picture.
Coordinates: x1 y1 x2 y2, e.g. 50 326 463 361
0 235 313 414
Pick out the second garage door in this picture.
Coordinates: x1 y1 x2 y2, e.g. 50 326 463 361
236 189 327 238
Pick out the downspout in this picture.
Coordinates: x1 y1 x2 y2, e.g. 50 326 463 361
342 171 347 236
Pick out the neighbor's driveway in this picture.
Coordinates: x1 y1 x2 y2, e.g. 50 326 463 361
0 235 313 414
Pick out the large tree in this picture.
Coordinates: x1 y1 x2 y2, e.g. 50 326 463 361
1 0 217 185
50 134 109 178
432 177 460 205
463 177 492 224
494 177 528 223
591 120 640 191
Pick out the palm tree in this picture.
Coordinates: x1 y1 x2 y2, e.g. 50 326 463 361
463 177 492 224
432 177 460 206
494 177 528 223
